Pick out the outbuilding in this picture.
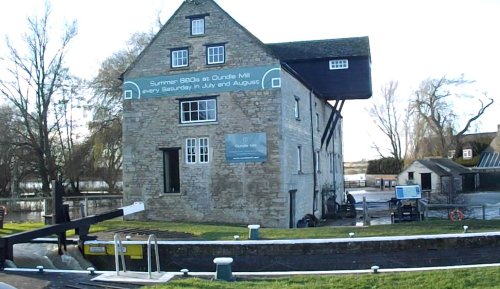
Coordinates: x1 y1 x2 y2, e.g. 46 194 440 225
397 158 476 203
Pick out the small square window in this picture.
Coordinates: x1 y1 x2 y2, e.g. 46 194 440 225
272 78 281 88
207 45 225 65
329 59 349 70
191 18 205 35
124 90 133 100
172 49 188 68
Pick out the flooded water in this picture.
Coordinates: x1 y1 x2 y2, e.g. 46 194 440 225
1 197 122 223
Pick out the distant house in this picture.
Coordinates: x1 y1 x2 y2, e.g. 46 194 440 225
475 125 500 189
415 129 495 164
478 125 500 168
397 158 476 203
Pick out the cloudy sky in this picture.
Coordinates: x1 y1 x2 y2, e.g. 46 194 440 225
1 0 499 161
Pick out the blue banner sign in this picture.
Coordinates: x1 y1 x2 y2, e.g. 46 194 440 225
225 132 267 163
123 65 281 100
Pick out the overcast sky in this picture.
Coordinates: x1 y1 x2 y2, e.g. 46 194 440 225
1 0 499 162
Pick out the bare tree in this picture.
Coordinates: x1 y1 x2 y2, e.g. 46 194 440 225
53 77 88 194
88 32 153 192
369 81 406 161
412 75 494 157
0 4 77 195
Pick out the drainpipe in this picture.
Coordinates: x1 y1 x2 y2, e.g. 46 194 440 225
309 89 317 213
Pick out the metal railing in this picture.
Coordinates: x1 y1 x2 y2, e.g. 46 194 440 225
147 234 161 279
114 233 127 276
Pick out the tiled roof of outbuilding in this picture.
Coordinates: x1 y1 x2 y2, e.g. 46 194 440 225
266 36 370 61
417 158 472 176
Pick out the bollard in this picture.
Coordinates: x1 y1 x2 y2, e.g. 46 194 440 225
248 225 260 240
349 232 355 238
371 265 380 273
37 265 44 273
87 267 96 275
213 257 234 281
233 235 240 240
180 268 189 277
463 225 469 233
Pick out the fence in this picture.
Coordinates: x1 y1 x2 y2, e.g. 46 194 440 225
419 199 500 221
344 180 367 188
0 195 123 222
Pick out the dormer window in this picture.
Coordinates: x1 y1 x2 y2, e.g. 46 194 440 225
329 59 349 70
463 149 473 160
186 13 209 36
191 18 205 35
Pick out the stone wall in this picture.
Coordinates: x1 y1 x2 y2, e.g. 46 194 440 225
123 0 283 227
122 0 344 227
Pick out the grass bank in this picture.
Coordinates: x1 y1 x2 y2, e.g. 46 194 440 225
2 219 500 240
143 267 500 289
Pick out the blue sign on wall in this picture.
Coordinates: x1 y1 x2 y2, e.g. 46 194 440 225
123 65 281 100
225 132 267 163
395 185 422 200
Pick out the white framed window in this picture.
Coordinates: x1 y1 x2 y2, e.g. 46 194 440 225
329 152 334 173
297 146 302 173
329 59 349 70
172 49 188 68
294 96 300 120
315 151 320 173
199 138 209 163
180 98 217 124
186 138 210 164
191 18 205 35
315 112 320 131
186 138 197 164
207 45 225 64
463 149 473 159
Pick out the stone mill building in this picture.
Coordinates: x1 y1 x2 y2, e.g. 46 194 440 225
122 0 372 228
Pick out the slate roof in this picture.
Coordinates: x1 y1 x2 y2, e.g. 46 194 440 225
417 158 472 176
266 36 370 61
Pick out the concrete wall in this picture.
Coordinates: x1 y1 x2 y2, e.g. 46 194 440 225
85 232 500 271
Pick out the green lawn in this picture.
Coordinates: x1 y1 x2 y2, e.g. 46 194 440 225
143 267 500 289
2 219 500 240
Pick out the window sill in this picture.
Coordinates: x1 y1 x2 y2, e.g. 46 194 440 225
162 192 182 196
178 121 219 127
206 63 225 68
170 67 191 72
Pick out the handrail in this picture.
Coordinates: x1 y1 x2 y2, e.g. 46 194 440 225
114 234 127 275
147 234 161 279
